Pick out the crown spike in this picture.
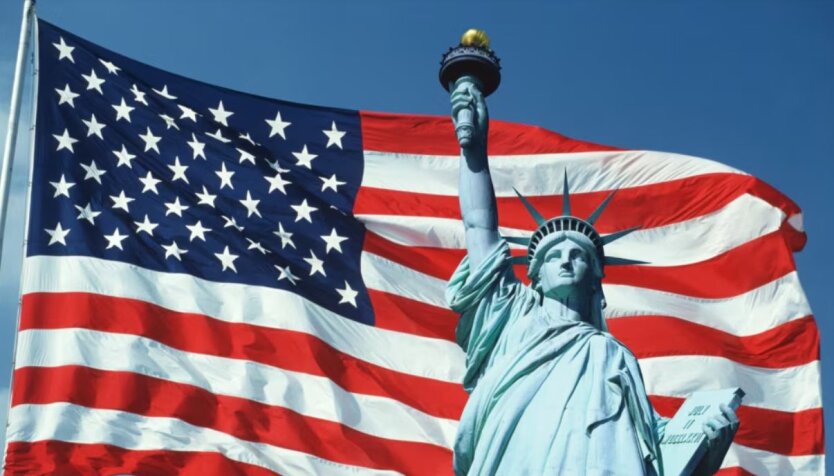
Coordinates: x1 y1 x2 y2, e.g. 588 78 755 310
503 235 531 247
513 188 546 226
562 169 571 216
604 256 648 266
601 226 640 246
587 189 617 225
510 255 530 265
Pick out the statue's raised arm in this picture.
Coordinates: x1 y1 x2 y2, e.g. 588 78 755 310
451 76 500 269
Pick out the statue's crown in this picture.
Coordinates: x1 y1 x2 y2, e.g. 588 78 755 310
506 171 642 270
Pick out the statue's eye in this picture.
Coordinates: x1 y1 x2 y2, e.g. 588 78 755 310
569 249 584 260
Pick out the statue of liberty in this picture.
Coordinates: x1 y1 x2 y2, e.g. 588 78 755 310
442 31 739 475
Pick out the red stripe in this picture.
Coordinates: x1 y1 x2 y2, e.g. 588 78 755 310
19 292 467 420
4 440 276 476
11 366 454 475
715 468 755 476
359 111 617 156
369 289 458 341
651 395 825 456
365 226 795 300
603 230 796 299
363 230 464 281
609 315 820 369
355 173 801 238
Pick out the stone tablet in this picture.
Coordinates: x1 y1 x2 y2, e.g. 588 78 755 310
661 388 745 476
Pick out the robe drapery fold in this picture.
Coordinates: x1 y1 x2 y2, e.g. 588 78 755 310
447 240 665 475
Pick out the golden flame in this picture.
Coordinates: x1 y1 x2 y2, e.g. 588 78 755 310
460 29 490 48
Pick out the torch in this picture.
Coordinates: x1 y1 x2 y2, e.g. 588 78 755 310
439 29 502 148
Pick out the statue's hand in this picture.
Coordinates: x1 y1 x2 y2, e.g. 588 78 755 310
450 79 489 150
693 404 740 475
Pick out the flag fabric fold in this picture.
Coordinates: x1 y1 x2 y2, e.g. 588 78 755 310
3 18 823 475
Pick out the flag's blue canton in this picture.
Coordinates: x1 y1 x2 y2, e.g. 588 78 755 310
30 20 371 324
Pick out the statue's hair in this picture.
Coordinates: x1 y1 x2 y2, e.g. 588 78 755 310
529 231 608 332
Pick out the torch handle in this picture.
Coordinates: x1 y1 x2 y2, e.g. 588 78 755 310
450 76 481 148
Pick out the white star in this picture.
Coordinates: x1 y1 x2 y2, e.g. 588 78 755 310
336 281 359 307
159 113 179 130
208 100 234 126
246 238 270 255
134 215 159 236
186 220 211 242
168 156 189 183
162 241 188 261
323 121 346 149
139 171 161 194
45 222 71 246
320 174 346 192
99 58 121 75
55 84 79 107
49 175 75 198
292 145 317 169
321 228 348 254
291 199 317 223
82 114 106 139
264 172 290 194
266 158 289 173
164 197 189 217
265 110 291 139
215 162 235 190
138 127 162 154
237 148 256 164
129 84 148 105
222 215 244 231
81 69 105 94
112 144 136 168
273 222 295 249
80 160 106 184
53 129 78 153
178 104 198 122
215 246 239 272
239 132 257 145
303 250 326 277
74 203 101 225
112 98 135 122
206 128 231 143
153 85 177 100
104 228 128 250
239 191 261 218
110 190 135 212
275 264 299 285
196 186 217 208
187 133 206 160
53 37 75 63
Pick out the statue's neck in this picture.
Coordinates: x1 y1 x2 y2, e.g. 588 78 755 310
542 292 591 324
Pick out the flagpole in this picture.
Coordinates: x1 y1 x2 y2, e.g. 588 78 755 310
0 0 36 268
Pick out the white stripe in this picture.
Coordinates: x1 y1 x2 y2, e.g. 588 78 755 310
641 355 821 412
362 150 745 196
605 271 811 336
722 442 824 475
14 328 457 448
361 251 449 308
6 403 400 476
22 255 465 383
359 193 785 267
359 247 810 338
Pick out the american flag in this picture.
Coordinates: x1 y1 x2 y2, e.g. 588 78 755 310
3 18 823 475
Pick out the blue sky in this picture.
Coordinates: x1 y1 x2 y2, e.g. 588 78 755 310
0 0 832 463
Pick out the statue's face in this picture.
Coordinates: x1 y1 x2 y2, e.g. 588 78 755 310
537 238 591 299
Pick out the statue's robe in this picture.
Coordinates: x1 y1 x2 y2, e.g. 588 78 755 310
447 241 666 475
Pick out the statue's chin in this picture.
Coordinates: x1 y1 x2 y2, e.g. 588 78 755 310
542 284 577 300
